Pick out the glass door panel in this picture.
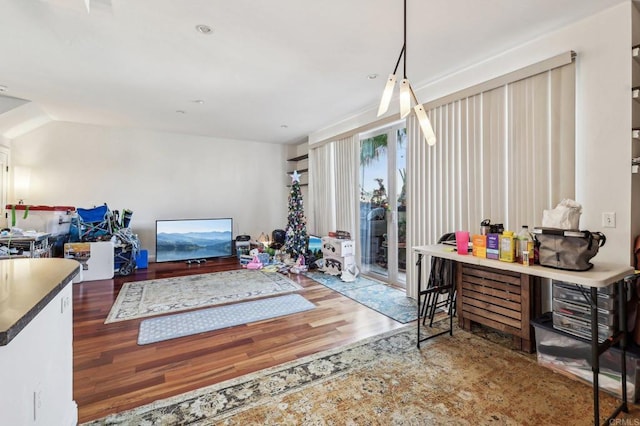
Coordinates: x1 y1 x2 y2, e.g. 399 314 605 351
360 133 389 278
359 123 407 287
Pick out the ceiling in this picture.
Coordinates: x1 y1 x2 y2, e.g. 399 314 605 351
0 0 628 144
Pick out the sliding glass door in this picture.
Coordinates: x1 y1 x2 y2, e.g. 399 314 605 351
359 122 406 287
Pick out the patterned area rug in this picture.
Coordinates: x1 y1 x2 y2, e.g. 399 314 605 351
105 270 303 323
137 294 315 345
305 271 417 323
82 323 637 425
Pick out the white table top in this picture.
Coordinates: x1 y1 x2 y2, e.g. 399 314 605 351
413 244 634 288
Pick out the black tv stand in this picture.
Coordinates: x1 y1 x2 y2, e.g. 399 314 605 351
186 259 207 265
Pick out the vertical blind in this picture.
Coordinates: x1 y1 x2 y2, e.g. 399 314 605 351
309 135 359 246
406 61 575 298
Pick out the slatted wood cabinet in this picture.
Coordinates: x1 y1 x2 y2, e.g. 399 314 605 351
456 263 541 352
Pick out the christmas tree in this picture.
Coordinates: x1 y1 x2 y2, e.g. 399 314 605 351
284 170 307 258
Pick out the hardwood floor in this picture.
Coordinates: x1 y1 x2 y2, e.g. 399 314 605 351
73 258 407 423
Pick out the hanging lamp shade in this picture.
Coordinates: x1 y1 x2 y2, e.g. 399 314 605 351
414 104 436 146
377 74 397 116
399 78 412 119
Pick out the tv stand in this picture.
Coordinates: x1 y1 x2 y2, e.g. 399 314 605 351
185 259 207 265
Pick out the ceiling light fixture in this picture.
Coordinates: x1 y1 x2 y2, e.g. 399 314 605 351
0 85 7 92
376 0 436 146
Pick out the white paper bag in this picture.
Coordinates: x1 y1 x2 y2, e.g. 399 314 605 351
542 199 582 230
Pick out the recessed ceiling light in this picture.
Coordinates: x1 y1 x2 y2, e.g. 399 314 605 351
0 85 7 92
280 124 288 129
193 99 205 104
195 24 213 35
176 110 186 114
368 74 378 80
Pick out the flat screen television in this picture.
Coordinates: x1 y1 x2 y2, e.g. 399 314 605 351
155 218 233 263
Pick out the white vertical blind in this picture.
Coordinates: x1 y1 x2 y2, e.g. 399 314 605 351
406 62 575 298
334 135 360 259
309 142 336 237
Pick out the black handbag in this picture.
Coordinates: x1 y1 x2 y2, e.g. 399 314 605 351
532 227 606 271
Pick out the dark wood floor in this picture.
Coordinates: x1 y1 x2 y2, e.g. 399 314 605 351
73 258 406 423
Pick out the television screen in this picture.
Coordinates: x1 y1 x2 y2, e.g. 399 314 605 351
155 218 233 263
307 235 322 254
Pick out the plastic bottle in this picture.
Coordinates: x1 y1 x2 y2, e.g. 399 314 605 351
499 230 515 262
515 225 534 266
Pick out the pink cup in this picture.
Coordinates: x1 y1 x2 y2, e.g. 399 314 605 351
455 231 470 255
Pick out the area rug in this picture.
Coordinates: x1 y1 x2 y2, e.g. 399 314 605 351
82 323 637 425
137 294 315 345
305 271 417 323
105 270 303 323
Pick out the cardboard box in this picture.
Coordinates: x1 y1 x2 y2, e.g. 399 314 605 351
487 233 499 259
64 241 114 282
321 254 356 276
321 237 354 257
472 234 487 258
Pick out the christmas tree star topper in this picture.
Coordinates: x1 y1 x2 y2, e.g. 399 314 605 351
290 170 302 183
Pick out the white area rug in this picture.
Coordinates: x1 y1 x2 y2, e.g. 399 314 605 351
105 270 303 323
137 294 315 345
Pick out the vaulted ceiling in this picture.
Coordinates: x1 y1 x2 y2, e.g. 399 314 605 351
0 0 628 144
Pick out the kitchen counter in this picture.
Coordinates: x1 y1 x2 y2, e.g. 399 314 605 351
0 258 80 346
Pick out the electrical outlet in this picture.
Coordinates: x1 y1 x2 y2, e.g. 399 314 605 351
602 212 616 228
60 295 70 313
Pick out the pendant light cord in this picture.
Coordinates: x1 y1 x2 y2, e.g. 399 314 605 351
403 0 407 79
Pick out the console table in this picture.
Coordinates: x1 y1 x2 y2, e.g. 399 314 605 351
413 244 634 426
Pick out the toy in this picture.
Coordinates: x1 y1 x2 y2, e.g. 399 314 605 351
289 255 308 274
245 255 263 270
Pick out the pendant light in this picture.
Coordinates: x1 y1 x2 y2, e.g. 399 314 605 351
376 0 436 146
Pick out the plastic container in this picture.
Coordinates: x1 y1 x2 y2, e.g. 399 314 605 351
499 230 515 262
6 205 76 236
552 285 617 310
533 313 639 402
552 298 617 327
554 280 617 296
455 231 470 255
552 311 617 343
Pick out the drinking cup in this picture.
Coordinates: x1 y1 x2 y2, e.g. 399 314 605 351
455 231 470 255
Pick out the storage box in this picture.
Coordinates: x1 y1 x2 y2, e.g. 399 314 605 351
533 314 639 402
321 237 354 257
552 284 617 310
64 241 114 282
6 205 76 236
552 298 617 327
472 235 486 258
321 254 356 276
135 249 148 269
486 233 499 259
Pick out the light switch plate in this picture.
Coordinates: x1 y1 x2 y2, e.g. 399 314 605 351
602 212 616 228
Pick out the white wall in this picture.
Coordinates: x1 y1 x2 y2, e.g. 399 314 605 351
311 2 635 265
10 121 289 259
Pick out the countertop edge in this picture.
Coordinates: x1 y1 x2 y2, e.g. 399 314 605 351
0 260 80 346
